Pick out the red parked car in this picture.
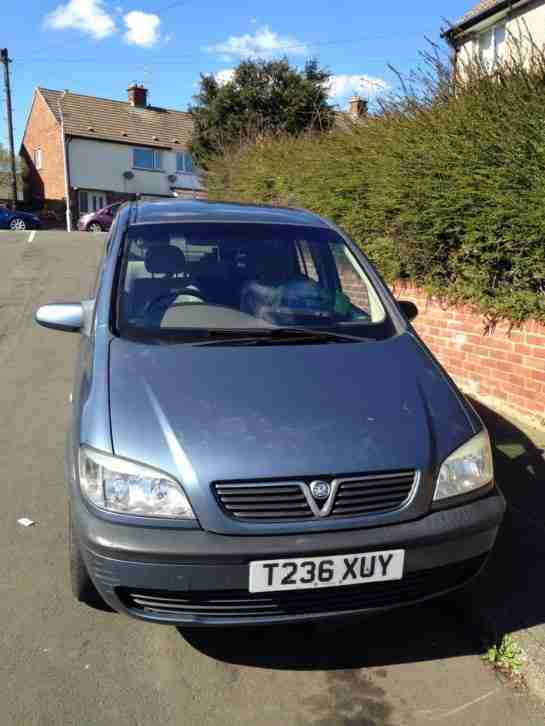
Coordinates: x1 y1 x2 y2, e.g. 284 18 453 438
77 202 122 232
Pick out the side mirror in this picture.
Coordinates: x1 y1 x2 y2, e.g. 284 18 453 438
35 302 84 333
398 300 418 322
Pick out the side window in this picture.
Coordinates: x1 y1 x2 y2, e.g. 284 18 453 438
332 245 385 321
335 249 369 312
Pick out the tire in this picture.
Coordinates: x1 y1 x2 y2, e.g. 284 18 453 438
69 508 103 606
87 222 103 233
9 217 27 231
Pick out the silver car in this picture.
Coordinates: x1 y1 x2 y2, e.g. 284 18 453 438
36 200 504 626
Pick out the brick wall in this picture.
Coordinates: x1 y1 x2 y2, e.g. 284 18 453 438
21 90 65 203
337 258 371 313
393 281 545 420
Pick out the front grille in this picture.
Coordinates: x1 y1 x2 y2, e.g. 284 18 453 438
214 482 314 520
118 555 486 620
213 471 417 522
331 472 416 517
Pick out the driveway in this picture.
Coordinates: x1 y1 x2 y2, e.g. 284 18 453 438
0 231 542 726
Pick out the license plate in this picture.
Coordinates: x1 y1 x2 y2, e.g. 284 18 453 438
249 549 405 593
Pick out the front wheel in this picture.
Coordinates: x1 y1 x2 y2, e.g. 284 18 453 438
87 222 103 233
9 217 27 231
69 508 103 606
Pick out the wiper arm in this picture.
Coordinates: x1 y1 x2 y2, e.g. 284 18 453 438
273 327 366 342
193 327 366 347
121 326 367 346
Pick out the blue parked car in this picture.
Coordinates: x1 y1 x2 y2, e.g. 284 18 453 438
35 199 504 627
0 205 41 231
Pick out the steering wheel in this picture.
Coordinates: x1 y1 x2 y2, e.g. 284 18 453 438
143 289 206 316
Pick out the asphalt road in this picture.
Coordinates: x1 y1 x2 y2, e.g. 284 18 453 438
1 230 543 726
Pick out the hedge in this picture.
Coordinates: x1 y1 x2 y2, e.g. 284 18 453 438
204 49 545 324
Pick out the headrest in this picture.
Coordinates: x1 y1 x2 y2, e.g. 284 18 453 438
145 246 186 275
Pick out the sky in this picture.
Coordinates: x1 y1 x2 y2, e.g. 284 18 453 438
3 0 475 148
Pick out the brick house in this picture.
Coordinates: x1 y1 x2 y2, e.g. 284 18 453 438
444 0 545 68
20 84 204 228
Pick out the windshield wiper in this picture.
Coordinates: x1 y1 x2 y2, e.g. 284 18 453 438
193 327 367 347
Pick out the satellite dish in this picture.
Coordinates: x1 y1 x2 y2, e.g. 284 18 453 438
123 171 134 180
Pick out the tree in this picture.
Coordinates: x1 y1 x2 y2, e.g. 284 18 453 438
189 58 336 163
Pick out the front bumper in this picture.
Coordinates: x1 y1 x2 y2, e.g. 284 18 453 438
73 489 505 626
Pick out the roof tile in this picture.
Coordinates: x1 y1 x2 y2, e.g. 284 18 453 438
458 0 503 24
39 88 193 150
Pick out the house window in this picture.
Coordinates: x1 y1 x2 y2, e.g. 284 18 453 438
479 22 506 68
133 147 163 170
176 152 195 173
79 190 106 214
34 148 43 170
79 190 88 214
92 193 106 212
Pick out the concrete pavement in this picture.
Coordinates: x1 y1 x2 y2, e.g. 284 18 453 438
0 230 542 726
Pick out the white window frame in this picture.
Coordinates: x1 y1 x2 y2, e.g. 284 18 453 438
176 151 195 173
478 21 506 68
133 147 163 171
92 192 106 212
79 190 106 214
79 190 89 214
34 148 43 170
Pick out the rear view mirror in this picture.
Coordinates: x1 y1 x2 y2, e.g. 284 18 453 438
398 300 418 322
35 302 84 333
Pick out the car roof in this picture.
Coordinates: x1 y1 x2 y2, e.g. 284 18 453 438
129 199 329 228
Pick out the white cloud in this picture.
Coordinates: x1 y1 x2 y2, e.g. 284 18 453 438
207 25 309 61
44 0 116 40
327 74 389 101
214 68 235 85
124 10 161 47
212 68 388 105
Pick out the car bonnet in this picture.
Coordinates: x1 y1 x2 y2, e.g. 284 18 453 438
107 332 476 533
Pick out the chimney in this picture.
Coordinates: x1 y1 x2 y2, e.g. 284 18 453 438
127 83 148 108
348 96 368 119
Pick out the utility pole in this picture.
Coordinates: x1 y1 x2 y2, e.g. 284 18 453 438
1 49 18 209
57 98 72 232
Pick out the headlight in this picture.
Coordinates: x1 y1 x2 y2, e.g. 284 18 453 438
434 431 493 501
79 446 196 519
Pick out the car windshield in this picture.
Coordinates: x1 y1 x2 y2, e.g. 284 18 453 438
116 222 393 342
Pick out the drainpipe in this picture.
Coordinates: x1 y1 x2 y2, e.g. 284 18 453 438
58 98 72 232
452 44 459 88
